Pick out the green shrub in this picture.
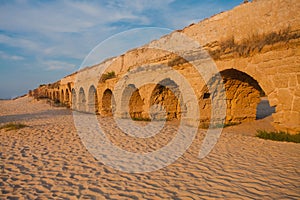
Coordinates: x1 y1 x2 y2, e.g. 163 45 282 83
0 122 28 131
256 130 300 143
100 71 116 82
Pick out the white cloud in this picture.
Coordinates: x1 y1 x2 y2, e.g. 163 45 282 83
81 27 172 68
0 2 93 33
0 1 153 34
44 60 76 71
106 0 175 12
0 34 41 52
0 51 24 61
0 0 169 64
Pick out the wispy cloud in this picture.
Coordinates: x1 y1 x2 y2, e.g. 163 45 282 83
0 0 221 63
0 51 24 61
0 0 171 64
0 34 40 52
0 0 241 98
44 60 76 71
0 1 154 34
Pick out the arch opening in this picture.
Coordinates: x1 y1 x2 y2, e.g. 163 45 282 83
55 91 60 103
88 85 98 114
61 90 64 104
149 78 181 121
102 89 115 116
78 88 86 112
127 85 144 119
71 89 77 110
65 89 70 106
200 69 272 127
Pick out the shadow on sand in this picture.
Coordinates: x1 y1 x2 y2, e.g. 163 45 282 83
0 109 71 124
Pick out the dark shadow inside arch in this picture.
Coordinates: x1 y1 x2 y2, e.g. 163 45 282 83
78 87 86 112
102 89 115 116
65 89 70 107
120 84 144 119
55 91 60 103
88 85 98 114
61 89 64 104
71 88 76 110
149 78 181 121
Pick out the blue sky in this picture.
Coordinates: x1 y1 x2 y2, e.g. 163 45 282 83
0 0 242 99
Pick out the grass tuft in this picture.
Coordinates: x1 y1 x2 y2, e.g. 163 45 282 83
132 117 151 121
0 122 28 131
100 71 116 82
256 130 300 143
208 27 300 60
199 122 240 129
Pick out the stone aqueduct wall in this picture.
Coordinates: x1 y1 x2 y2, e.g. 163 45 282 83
33 0 300 133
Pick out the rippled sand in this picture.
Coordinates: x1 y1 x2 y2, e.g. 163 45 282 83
0 96 299 199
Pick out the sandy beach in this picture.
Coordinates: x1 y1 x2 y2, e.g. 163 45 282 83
0 96 299 199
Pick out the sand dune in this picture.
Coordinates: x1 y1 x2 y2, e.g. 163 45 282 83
0 96 299 199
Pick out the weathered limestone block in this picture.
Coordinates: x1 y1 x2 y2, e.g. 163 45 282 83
274 111 300 133
277 88 293 110
292 97 300 112
297 75 300 85
273 74 290 88
289 75 298 88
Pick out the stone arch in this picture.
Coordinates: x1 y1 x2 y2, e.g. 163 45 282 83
201 68 267 125
102 89 115 116
88 85 98 113
127 85 144 119
55 91 60 102
65 89 70 105
149 78 181 121
61 89 64 104
71 89 76 110
118 84 145 119
78 87 86 111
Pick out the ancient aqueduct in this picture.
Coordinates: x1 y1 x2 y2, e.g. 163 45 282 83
33 0 300 133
